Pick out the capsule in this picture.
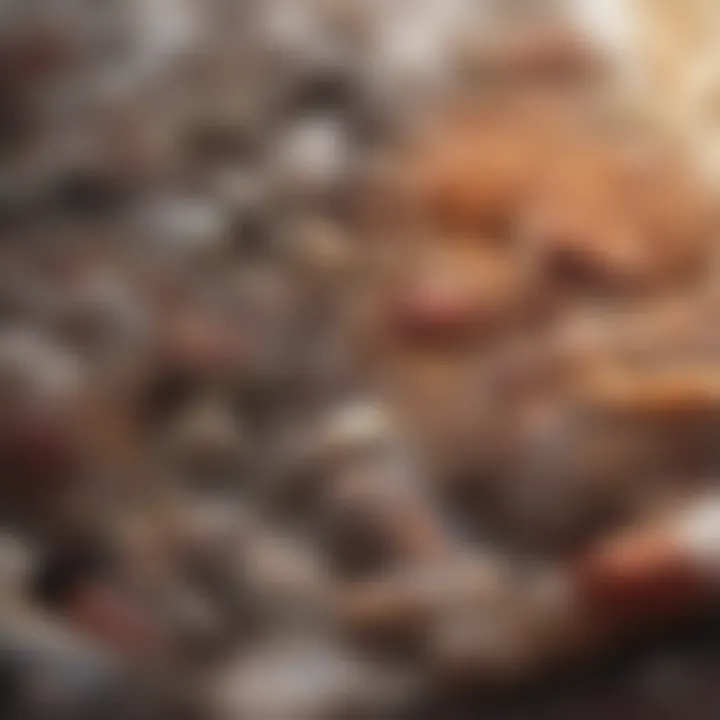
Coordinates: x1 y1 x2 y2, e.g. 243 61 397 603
571 495 720 626
388 245 528 345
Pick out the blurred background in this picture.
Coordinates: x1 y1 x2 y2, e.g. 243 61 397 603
2 0 720 718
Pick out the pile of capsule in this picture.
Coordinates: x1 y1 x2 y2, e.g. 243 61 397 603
2 1 720 719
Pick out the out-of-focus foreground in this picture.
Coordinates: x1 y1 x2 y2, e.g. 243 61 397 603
2 1 720 719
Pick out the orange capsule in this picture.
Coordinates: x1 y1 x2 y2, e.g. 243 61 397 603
389 245 527 344
579 366 720 423
572 519 712 627
419 131 536 232
390 283 486 343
